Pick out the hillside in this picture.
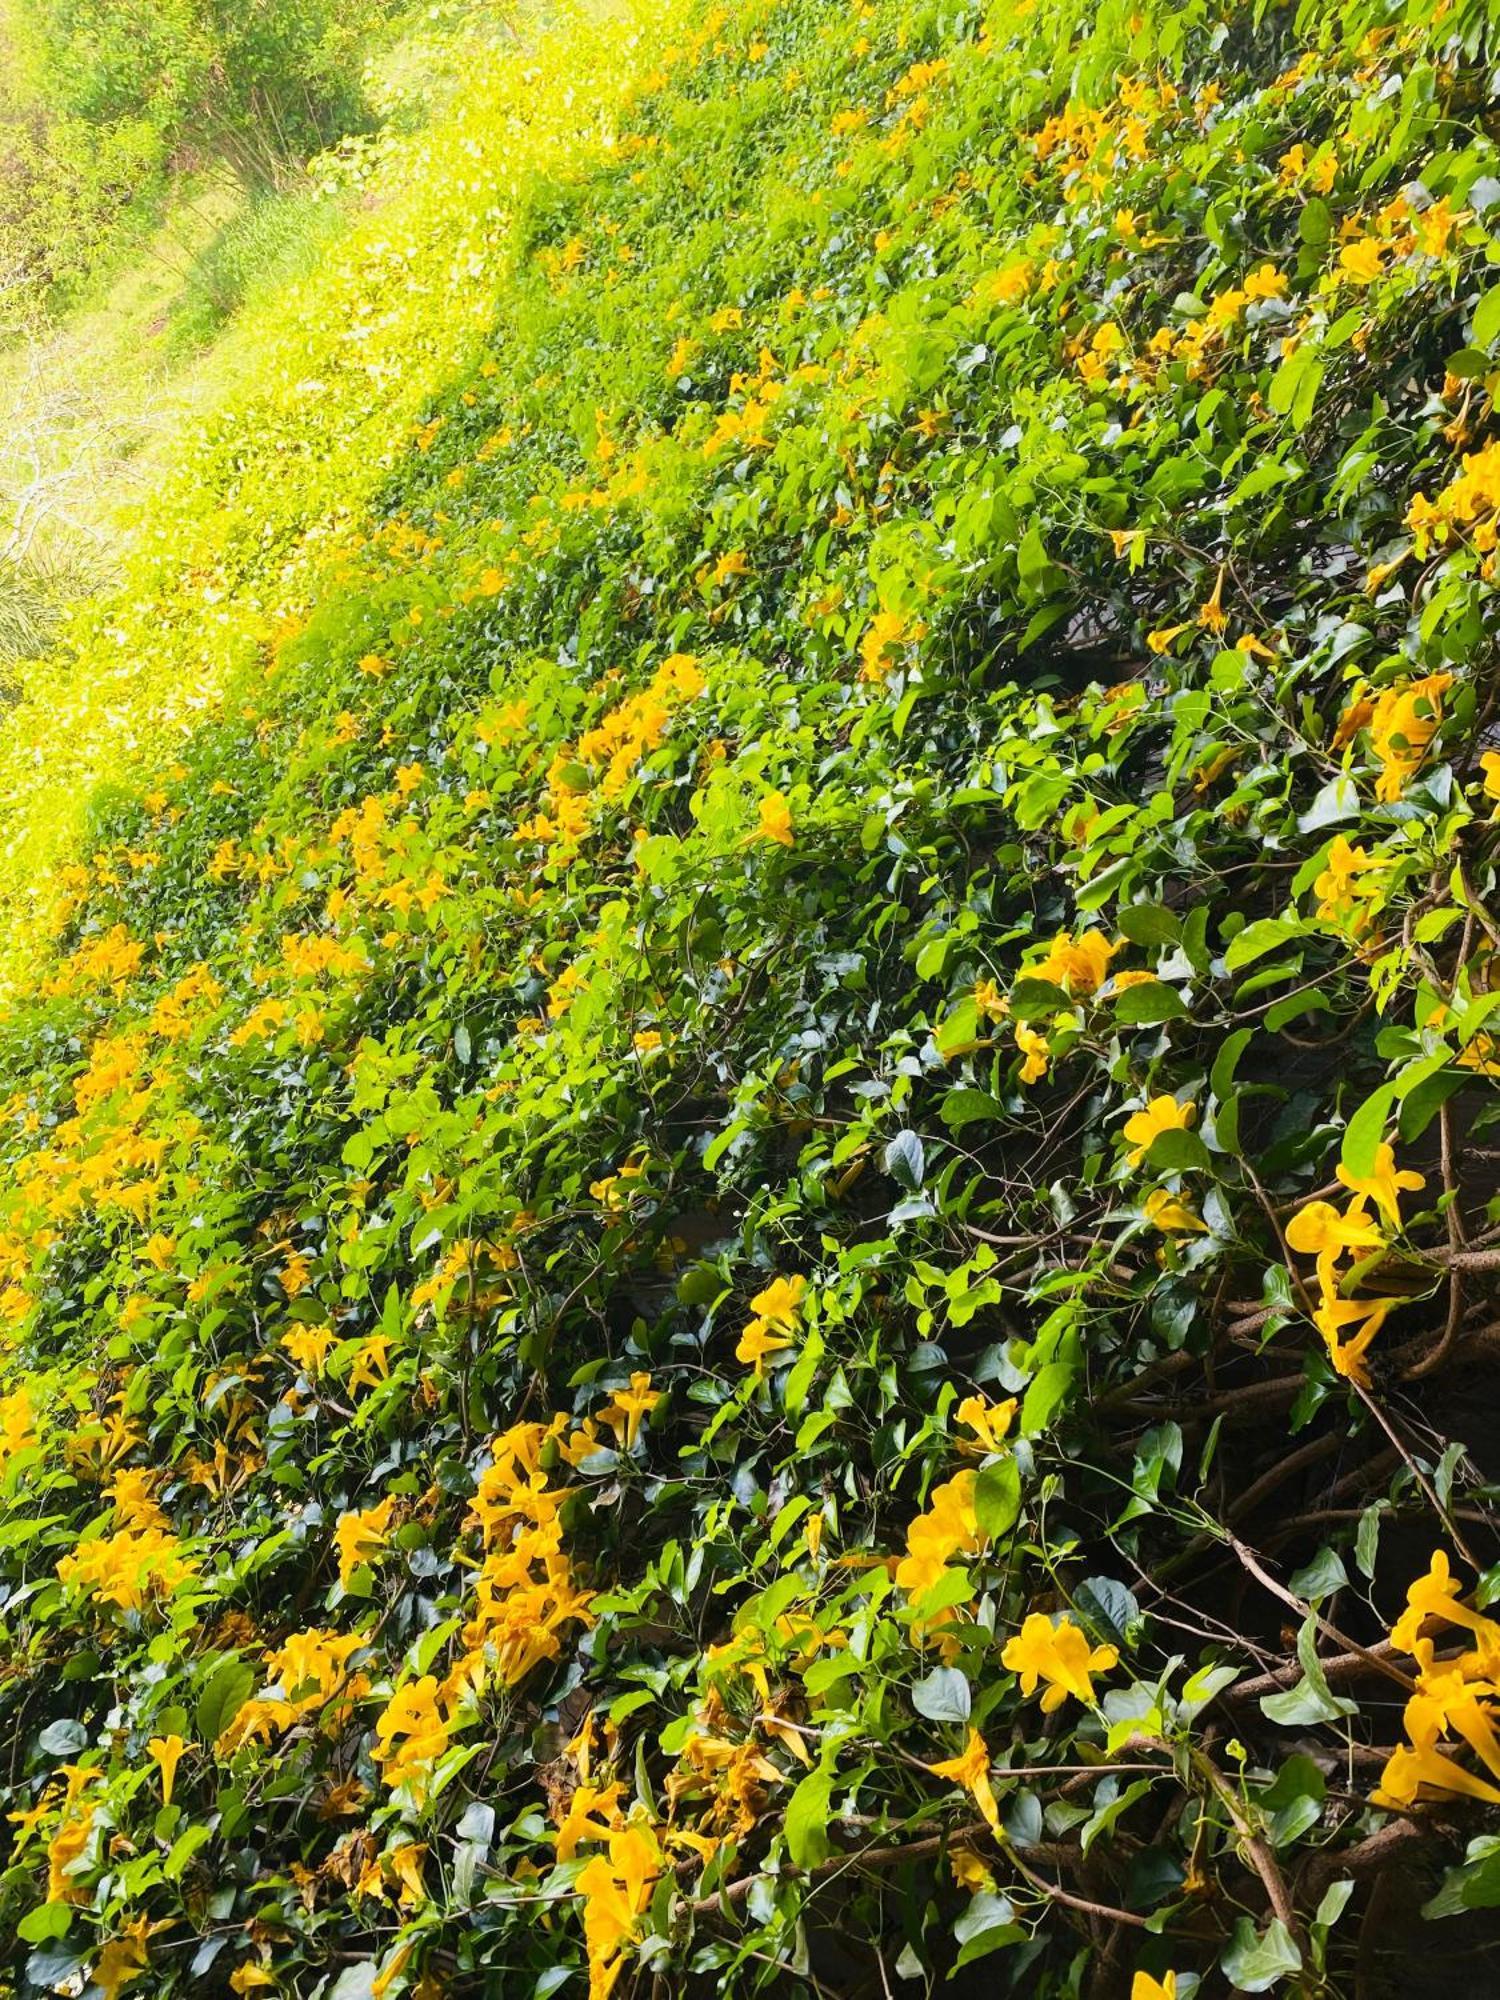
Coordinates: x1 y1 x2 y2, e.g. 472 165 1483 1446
3 0 1500 1996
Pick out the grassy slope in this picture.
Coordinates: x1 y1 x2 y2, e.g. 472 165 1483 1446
3 0 1500 1996
0 0 659 982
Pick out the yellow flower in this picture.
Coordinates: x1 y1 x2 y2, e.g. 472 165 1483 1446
91 1924 150 2000
1313 835 1392 930
597 1372 661 1450
1389 1548 1493 1656
950 1846 995 1892
0 1385 37 1475
347 1333 394 1395
1143 1189 1207 1234
1146 623 1189 654
334 1495 396 1589
955 1394 1017 1452
750 1274 807 1327
755 791 794 846
281 1324 335 1375
1131 1976 1177 2000
972 977 1008 1023
1335 1142 1424 1231
1001 1611 1118 1712
926 1728 1000 1835
1339 236 1385 285
1014 1023 1049 1085
1367 673 1453 803
265 1627 368 1719
1373 1738 1500 1811
387 1840 429 1908
575 1823 660 2000
736 1318 795 1379
1027 928 1116 996
228 1964 277 1994
1121 1095 1196 1165
1311 1283 1391 1386
146 1734 189 1807
858 609 924 682
1285 1197 1385 1266
374 1677 451 1803
895 1470 982 1598
56 1528 196 1614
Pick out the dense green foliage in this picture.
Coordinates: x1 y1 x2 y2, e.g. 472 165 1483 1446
18 0 389 184
0 0 393 337
3 0 1500 1995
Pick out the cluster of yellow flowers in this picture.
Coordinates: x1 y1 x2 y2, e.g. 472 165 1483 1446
894 1467 984 1599
1312 833 1393 938
56 1525 196 1615
971 927 1167 1093
734 1272 808 1377
373 1676 452 1806
858 607 926 682
1335 671 1453 803
453 1419 595 1696
1375 1551 1500 1810
1285 1142 1424 1383
218 1629 369 1753
1409 437 1500 566
516 652 704 856
1029 74 1173 199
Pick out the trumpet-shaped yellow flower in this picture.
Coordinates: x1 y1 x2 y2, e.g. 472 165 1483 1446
895 1470 983 1599
736 1319 795 1378
1390 1549 1495 1656
146 1734 189 1807
575 1823 660 2000
1121 1096 1196 1166
334 1495 396 1589
955 1394 1017 1453
750 1274 807 1327
926 1728 1000 1835
1311 1284 1391 1385
1143 1188 1207 1234
1285 1197 1385 1265
1014 1022 1050 1085
1002 1611 1118 1712
1027 928 1116 997
1373 1738 1500 1811
755 791 793 846
598 1372 661 1450
1335 1142 1425 1231
373 1677 451 1803
1131 1975 1177 2000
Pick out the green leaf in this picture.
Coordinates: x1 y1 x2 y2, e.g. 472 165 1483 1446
1473 282 1500 350
1220 1917 1303 1993
784 1767 833 1869
196 1658 256 1746
1340 1084 1394 1181
883 1130 925 1191
1021 1362 1074 1436
1225 917 1305 973
1010 976 1069 1019
974 1455 1022 1538
1116 904 1179 947
911 1666 971 1724
1424 1835 1500 1917
1114 981 1188 1026
1145 1127 1211 1173
17 1904 72 1944
941 1088 1003 1130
